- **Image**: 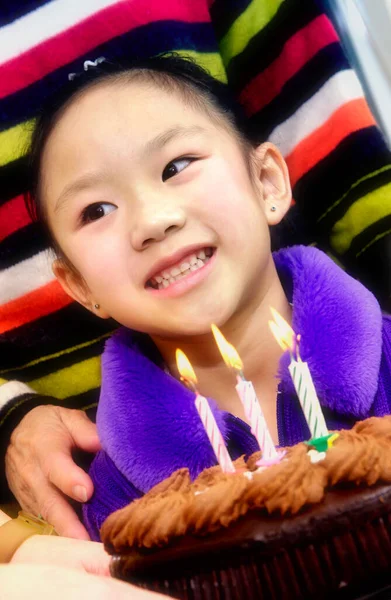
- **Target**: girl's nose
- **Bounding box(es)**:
[131,206,186,250]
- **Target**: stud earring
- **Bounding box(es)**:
[270,205,277,212]
[94,303,100,310]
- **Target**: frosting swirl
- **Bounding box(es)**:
[102,416,391,552]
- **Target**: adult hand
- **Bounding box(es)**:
[0,564,169,600]
[5,405,101,539]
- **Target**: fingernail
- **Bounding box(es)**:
[73,485,88,502]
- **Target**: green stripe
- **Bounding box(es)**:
[331,181,391,254]
[220,0,285,63]
[29,356,101,399]
[174,50,227,82]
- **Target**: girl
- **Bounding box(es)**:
[26,55,391,540]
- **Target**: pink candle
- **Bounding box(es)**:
[211,325,283,465]
[235,377,279,461]
[194,392,235,473]
[176,349,235,474]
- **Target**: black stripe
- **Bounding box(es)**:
[0,21,218,132]
[209,0,253,41]
[0,221,47,268]
[67,389,100,415]
[318,167,391,232]
[0,304,115,369]
[0,389,99,421]
[247,43,349,141]
[293,127,391,227]
[0,0,53,26]
[226,0,321,93]
[0,156,30,205]
[6,337,107,381]
[348,228,391,313]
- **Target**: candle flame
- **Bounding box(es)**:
[176,348,198,386]
[211,324,243,372]
[268,307,295,352]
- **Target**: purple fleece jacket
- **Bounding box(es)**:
[83,246,391,540]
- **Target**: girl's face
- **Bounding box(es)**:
[42,81,290,337]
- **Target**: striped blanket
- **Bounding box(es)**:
[1,0,391,498]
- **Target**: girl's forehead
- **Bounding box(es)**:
[59,80,211,133]
[44,80,225,167]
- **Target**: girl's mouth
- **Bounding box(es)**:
[146,247,215,290]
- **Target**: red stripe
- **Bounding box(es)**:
[0,280,73,334]
[239,15,338,116]
[286,98,375,187]
[0,195,32,242]
[0,0,210,99]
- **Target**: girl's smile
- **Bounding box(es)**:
[146,246,216,297]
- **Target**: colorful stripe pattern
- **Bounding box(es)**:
[1,0,391,497]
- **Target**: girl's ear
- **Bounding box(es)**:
[252,142,292,225]
[52,259,110,318]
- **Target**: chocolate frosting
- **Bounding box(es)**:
[101,416,391,553]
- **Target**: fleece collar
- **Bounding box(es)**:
[96,246,382,493]
[274,246,382,417]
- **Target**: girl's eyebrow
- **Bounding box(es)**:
[54,125,205,214]
[54,172,108,215]
[142,124,205,156]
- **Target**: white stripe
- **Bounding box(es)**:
[0,0,121,65]
[0,381,36,411]
[0,250,56,304]
[268,70,365,157]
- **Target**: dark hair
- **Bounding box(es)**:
[25,53,257,259]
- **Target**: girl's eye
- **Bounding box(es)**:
[80,202,116,225]
[162,157,194,182]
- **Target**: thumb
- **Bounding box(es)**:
[61,409,102,453]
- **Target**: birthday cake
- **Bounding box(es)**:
[101,416,391,599]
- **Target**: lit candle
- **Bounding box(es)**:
[176,349,235,474]
[211,325,283,464]
[268,307,328,439]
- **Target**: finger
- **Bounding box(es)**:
[46,450,95,502]
[60,410,102,453]
[12,537,110,576]
[72,540,111,576]
[39,488,91,540]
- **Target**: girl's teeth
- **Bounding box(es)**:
[170,267,181,277]
[150,248,214,289]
